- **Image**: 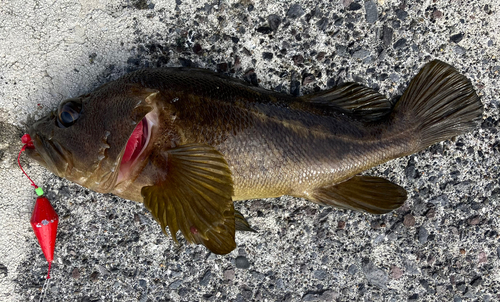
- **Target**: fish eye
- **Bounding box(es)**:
[56,99,82,128]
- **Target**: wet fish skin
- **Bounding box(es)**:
[27,60,482,254]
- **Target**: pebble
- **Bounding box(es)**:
[287,4,305,19]
[405,158,418,179]
[395,9,409,21]
[98,265,109,276]
[467,215,481,225]
[373,234,385,244]
[192,43,203,55]
[471,277,483,287]
[0,264,7,277]
[321,291,338,301]
[389,73,400,81]
[419,279,430,292]
[292,54,304,65]
[348,264,358,275]
[169,280,182,290]
[433,10,443,19]
[243,69,259,86]
[451,33,464,43]
[199,270,211,286]
[454,45,466,55]
[71,267,80,279]
[362,260,388,289]
[335,45,347,57]
[302,73,315,85]
[403,214,416,227]
[393,38,407,49]
[316,17,329,31]
[418,227,429,244]
[235,256,251,269]
[223,269,235,281]
[337,221,346,229]
[257,26,272,34]
[348,2,362,11]
[484,4,493,14]
[425,208,436,219]
[430,194,449,208]
[404,260,420,275]
[268,14,281,31]
[382,26,393,47]
[390,266,403,279]
[262,52,273,60]
[302,293,319,301]
[217,62,228,73]
[365,1,377,24]
[90,271,99,282]
[179,57,193,67]
[352,49,370,59]
[313,269,328,280]
[478,251,487,264]
[290,72,301,96]
[370,220,383,229]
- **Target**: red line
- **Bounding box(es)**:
[17,145,38,189]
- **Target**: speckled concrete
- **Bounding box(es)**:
[0,1,499,301]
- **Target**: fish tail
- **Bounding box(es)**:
[391,60,483,152]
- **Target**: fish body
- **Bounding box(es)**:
[27,60,482,254]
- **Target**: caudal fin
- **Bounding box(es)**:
[392,60,483,151]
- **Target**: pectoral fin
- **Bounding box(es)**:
[309,176,407,214]
[141,144,236,254]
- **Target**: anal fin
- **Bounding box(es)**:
[309,176,407,214]
[235,210,257,233]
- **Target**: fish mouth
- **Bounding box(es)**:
[26,133,71,177]
[116,113,155,184]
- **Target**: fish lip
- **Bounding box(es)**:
[27,132,71,177]
[24,144,45,166]
[116,114,154,184]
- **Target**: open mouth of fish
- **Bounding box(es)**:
[116,113,155,184]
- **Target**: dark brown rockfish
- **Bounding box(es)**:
[27,60,482,254]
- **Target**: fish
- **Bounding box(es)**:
[26,60,482,254]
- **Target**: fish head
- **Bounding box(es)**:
[26,82,159,193]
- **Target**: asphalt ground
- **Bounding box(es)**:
[0,1,499,301]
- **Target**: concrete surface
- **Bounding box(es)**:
[0,0,499,301]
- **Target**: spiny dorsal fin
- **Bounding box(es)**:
[302,83,393,122]
[141,144,236,255]
[309,175,406,214]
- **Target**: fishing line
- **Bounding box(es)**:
[18,134,59,301]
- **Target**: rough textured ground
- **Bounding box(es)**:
[1,0,499,301]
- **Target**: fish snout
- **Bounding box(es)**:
[27,132,71,178]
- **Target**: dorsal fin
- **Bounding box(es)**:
[302,83,393,122]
